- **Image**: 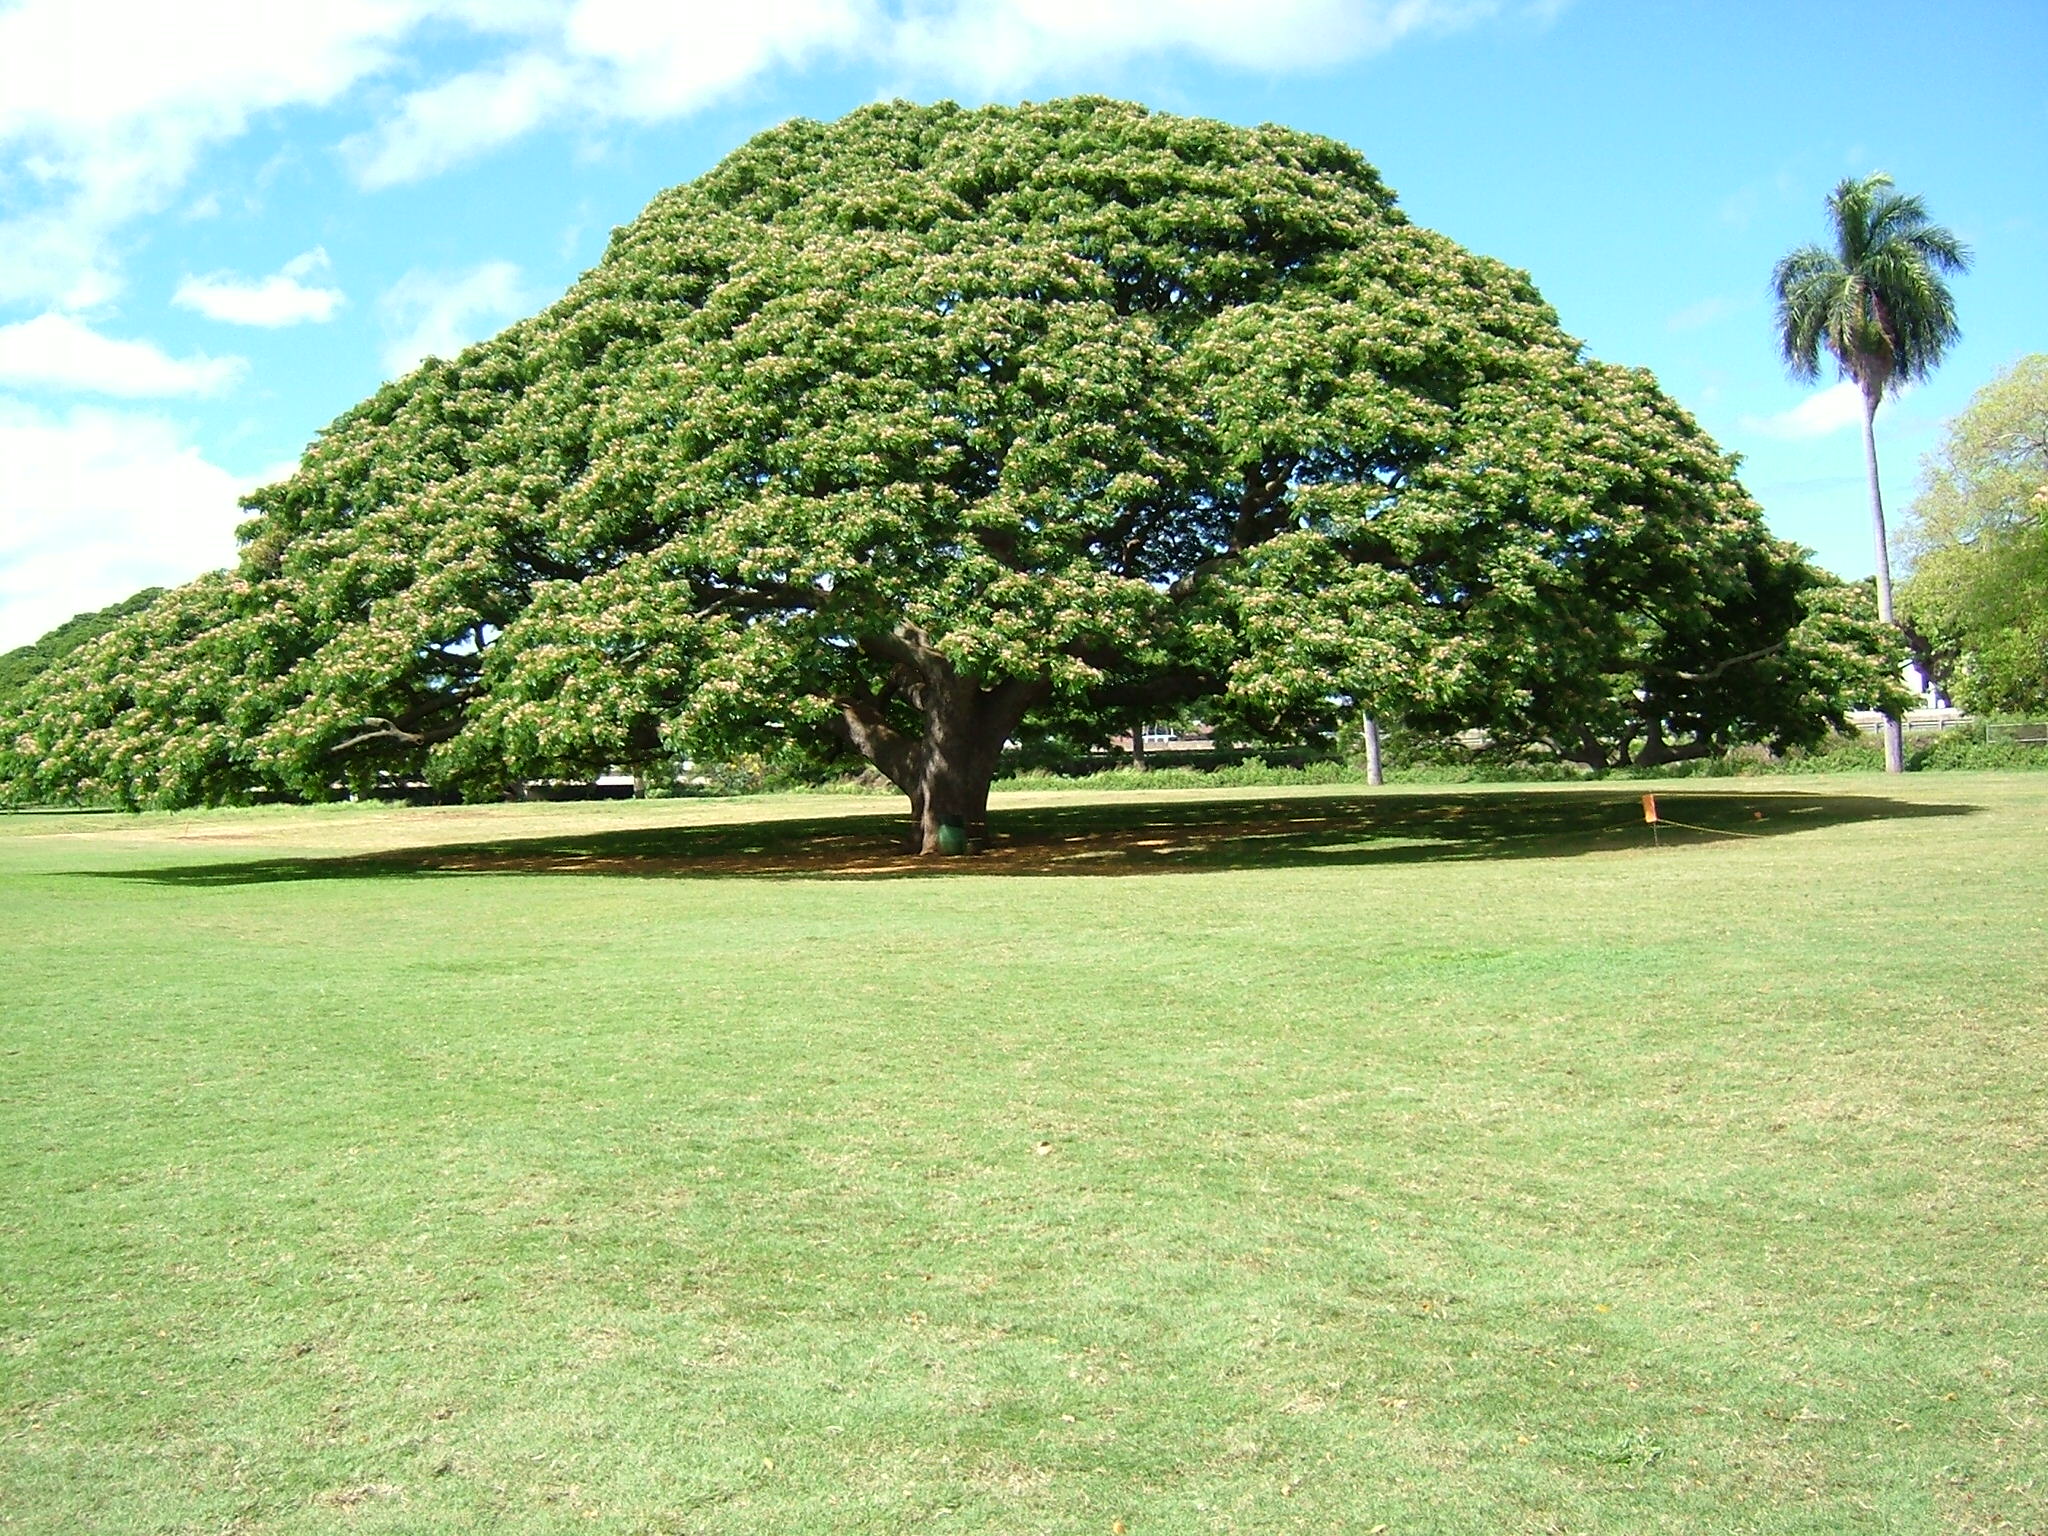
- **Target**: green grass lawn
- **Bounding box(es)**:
[2,776,2043,1534]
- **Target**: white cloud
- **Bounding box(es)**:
[885,0,1507,92]
[0,1,438,307]
[342,0,1555,187]
[379,261,530,375]
[174,247,346,326]
[0,400,285,650]
[0,0,566,309]
[0,314,244,397]
[570,0,871,116]
[0,0,1566,297]
[0,2,407,137]
[345,52,580,189]
[1743,381,1873,442]
[347,0,870,186]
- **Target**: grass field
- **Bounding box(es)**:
[2,775,2043,1534]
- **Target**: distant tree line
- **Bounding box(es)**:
[0,589,163,709]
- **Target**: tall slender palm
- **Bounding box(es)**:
[1773,173,1969,772]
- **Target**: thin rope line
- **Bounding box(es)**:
[1650,816,1766,839]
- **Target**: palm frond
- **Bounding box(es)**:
[1865,186,1930,249]
[1783,171,1970,397]
[1903,223,1971,273]
[1826,173,1893,266]
[1770,245,1845,382]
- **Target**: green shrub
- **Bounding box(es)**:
[1911,730,2048,771]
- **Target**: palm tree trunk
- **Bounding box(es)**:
[1860,386,1906,775]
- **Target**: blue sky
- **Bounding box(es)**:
[1,0,2041,650]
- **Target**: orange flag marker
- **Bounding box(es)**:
[1641,793,1660,824]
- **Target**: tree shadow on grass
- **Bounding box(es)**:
[94,787,1973,887]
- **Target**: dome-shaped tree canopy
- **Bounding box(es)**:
[6,98,1897,844]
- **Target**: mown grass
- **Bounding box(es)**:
[2,776,2043,1533]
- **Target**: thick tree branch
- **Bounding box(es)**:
[331,717,463,753]
[969,524,1032,573]
[1670,642,1786,684]
[690,579,822,621]
[980,676,1051,743]
[1234,460,1294,541]
[855,629,925,669]
[832,694,921,791]
[1164,461,1302,599]
[1166,552,1240,601]
[1547,727,1614,771]
[1632,731,1717,768]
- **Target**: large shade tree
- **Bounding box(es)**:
[6,100,1897,846]
[1899,355,2048,712]
[1772,172,1970,772]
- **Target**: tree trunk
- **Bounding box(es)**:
[1129,721,1147,772]
[1362,715,1383,786]
[906,680,1040,852]
[835,642,1044,855]
[1547,728,1609,771]
[909,673,991,852]
[1632,716,1715,768]
[1861,384,1907,775]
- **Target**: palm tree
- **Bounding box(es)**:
[1773,173,1970,772]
